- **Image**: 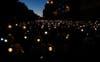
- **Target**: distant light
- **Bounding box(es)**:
[67,34,69,37]
[24,36,27,39]
[22,26,26,29]
[40,56,44,60]
[66,5,70,11]
[80,26,82,28]
[0,38,4,41]
[41,25,44,29]
[66,34,70,39]
[27,30,30,33]
[98,24,100,26]
[8,25,12,29]
[86,33,89,36]
[95,28,97,31]
[54,26,56,29]
[8,33,12,36]
[21,50,24,53]
[44,31,48,35]
[37,38,41,42]
[81,29,84,32]
[66,36,69,39]
[83,25,85,27]
[47,0,49,4]
[48,46,53,52]
[8,48,13,53]
[51,1,53,4]
[4,39,8,42]
[15,24,18,26]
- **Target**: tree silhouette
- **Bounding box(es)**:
[0,0,40,35]
[0,0,39,25]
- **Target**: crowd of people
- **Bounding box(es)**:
[0,20,99,62]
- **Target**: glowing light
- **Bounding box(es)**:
[40,56,44,60]
[8,25,12,29]
[51,1,53,4]
[83,25,85,27]
[66,5,70,11]
[27,30,30,33]
[4,39,8,42]
[47,1,49,4]
[80,26,82,28]
[81,29,84,32]
[48,46,53,51]
[94,27,97,31]
[0,38,4,41]
[8,48,13,53]
[44,31,48,35]
[54,26,56,29]
[24,36,27,39]
[41,25,44,29]
[37,38,41,42]
[66,34,70,39]
[22,26,26,29]
[15,24,18,26]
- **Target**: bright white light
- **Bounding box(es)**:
[81,29,84,32]
[8,25,12,29]
[37,38,41,42]
[24,36,27,39]
[8,48,13,53]
[48,46,53,51]
[0,38,4,41]
[22,26,26,29]
[4,39,8,42]
[44,31,48,35]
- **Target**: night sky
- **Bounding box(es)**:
[19,0,46,17]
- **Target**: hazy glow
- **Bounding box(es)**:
[22,26,26,29]
[15,24,18,26]
[0,38,4,41]
[37,38,41,42]
[8,48,13,53]
[4,39,8,42]
[48,46,53,51]
[8,25,12,29]
[44,31,48,35]
[24,36,27,39]
[81,29,84,32]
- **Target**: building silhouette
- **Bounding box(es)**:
[43,0,79,20]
